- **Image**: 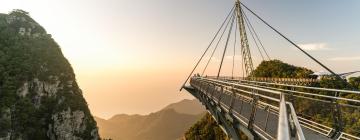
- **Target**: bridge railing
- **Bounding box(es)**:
[191,76,307,140]
[199,76,360,139]
[190,76,360,139]
[213,76,360,96]
[205,76,319,85]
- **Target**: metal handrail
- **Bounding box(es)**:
[213,76,360,95]
[192,77,307,140]
[204,77,360,108]
[199,77,360,106]
[190,77,360,140]
[203,78,283,95]
[278,93,290,140]
[208,76,319,83]
[236,81,360,104]
[239,79,360,95]
[278,94,306,140]
[287,102,306,140]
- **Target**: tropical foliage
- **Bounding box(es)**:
[250,60,315,78]
[252,60,360,136]
[185,113,229,140]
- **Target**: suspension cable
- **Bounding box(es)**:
[243,9,265,60]
[239,2,347,86]
[180,6,235,91]
[217,12,236,78]
[242,8,271,60]
[201,10,236,76]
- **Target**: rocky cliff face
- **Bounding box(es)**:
[0,10,99,140]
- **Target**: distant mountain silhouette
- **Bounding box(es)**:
[96,99,205,140]
[163,99,205,115]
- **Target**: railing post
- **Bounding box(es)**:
[290,87,295,105]
[209,84,216,99]
[229,86,236,112]
[248,89,258,131]
[248,80,261,136]
[210,84,216,99]
[218,86,224,105]
[205,83,211,96]
[330,91,343,138]
[195,81,205,104]
[264,106,270,132]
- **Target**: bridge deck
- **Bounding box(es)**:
[185,76,360,140]
[192,84,331,140]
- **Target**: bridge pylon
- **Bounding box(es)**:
[235,0,253,77]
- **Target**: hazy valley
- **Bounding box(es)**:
[95,99,205,140]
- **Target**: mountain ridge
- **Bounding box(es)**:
[163,99,205,115]
[95,99,205,140]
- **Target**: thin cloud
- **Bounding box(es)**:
[298,43,329,51]
[329,56,360,61]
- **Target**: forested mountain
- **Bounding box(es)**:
[0,10,99,139]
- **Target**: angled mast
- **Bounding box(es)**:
[235,0,254,77]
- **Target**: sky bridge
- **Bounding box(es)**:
[180,0,360,139]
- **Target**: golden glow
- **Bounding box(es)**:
[0,0,197,119]
[3,0,358,119]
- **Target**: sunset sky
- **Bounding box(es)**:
[1,0,360,119]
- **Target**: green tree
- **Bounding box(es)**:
[185,113,229,140]
[250,60,314,78]
[349,76,360,90]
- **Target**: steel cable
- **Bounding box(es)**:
[180,6,235,90]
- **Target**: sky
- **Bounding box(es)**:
[1,0,360,119]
